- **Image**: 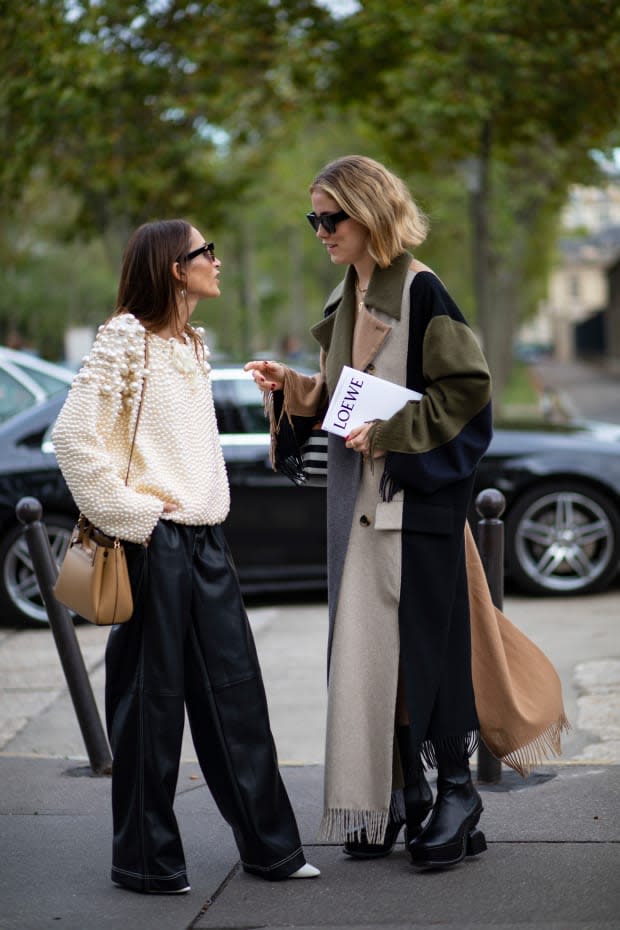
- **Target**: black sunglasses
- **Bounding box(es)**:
[306,210,349,234]
[183,242,215,262]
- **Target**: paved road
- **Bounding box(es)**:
[533,358,620,425]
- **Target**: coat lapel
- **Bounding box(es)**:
[310,268,357,396]
[352,309,392,372]
[311,252,413,393]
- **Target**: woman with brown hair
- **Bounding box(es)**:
[246,156,567,871]
[53,219,319,893]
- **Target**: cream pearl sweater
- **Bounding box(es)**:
[52,313,230,543]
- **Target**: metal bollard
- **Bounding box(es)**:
[475,488,506,784]
[16,497,112,775]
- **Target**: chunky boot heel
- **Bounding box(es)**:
[408,743,485,870]
[466,827,487,857]
[343,817,403,859]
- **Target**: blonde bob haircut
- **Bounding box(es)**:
[310,155,429,269]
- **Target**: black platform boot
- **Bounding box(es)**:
[408,743,487,869]
[343,727,432,859]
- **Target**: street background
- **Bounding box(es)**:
[1,358,619,929]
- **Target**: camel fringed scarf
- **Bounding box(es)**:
[465,524,570,775]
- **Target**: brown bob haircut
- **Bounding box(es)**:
[114,219,202,354]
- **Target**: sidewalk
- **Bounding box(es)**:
[1,595,619,930]
[1,754,618,930]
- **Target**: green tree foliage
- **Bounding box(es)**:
[1,0,337,353]
[1,1,75,200]
[0,177,117,357]
[325,0,620,397]
[3,0,620,377]
[2,1,334,230]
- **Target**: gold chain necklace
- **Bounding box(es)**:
[355,281,368,313]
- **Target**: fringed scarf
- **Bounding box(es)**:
[465,524,570,774]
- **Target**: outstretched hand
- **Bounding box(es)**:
[244,360,286,393]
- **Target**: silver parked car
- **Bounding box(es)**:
[0,347,74,425]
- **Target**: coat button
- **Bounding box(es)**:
[366,363,375,373]
[359,514,371,527]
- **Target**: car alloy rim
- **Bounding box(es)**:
[4,525,72,624]
[514,490,613,592]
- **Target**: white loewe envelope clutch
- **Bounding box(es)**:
[322,366,422,436]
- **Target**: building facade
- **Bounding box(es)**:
[520,181,620,363]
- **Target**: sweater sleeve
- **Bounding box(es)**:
[371,275,493,495]
[51,315,164,542]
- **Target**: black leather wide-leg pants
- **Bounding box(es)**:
[105,521,305,893]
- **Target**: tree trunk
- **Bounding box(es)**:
[469,122,492,355]
[487,265,522,411]
[286,227,305,355]
[238,219,259,358]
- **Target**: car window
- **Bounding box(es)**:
[12,362,71,396]
[0,369,36,424]
[231,378,270,433]
[211,377,269,435]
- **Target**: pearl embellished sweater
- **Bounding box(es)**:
[52,313,230,543]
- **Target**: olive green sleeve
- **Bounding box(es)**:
[370,315,491,456]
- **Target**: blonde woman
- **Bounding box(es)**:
[246,155,494,869]
[247,156,568,872]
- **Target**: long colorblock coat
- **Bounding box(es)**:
[272,253,567,841]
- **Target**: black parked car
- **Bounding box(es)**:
[1,369,619,626]
[0,370,326,627]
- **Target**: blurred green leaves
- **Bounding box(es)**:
[2,0,620,370]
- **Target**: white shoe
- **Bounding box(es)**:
[290,863,320,878]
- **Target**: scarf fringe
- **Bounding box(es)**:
[318,807,391,845]
[263,388,282,473]
[264,374,323,487]
[274,451,308,486]
[419,719,571,777]
[499,714,571,777]
[420,730,480,770]
[379,468,402,502]
[264,383,306,486]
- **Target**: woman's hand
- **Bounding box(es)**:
[345,423,385,459]
[243,360,286,393]
[162,502,179,513]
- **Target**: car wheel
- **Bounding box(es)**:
[505,481,620,595]
[0,514,76,627]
